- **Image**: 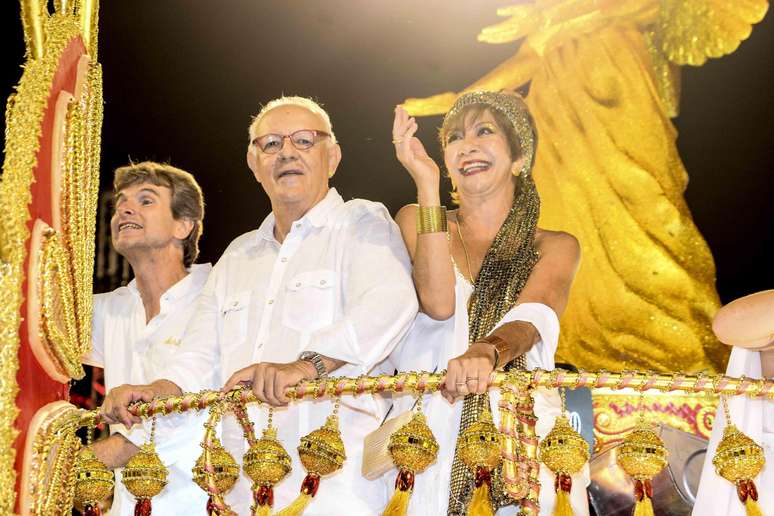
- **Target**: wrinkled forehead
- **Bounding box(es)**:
[253,105,328,138]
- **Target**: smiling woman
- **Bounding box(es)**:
[388,91,585,515]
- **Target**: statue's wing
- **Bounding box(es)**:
[657,0,769,66]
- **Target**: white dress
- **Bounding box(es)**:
[387,268,590,515]
[692,347,773,515]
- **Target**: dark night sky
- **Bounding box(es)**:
[2,2,772,304]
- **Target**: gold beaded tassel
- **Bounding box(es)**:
[275,398,346,516]
[242,407,292,516]
[712,396,766,516]
[615,392,668,516]
[192,402,239,515]
[538,388,589,516]
[121,416,169,516]
[456,403,502,516]
[382,395,439,516]
[73,422,114,515]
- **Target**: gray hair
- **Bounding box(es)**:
[248,96,337,147]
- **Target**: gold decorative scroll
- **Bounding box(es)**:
[1,4,102,511]
[18,401,83,514]
[81,369,773,515]
[403,0,769,374]
[592,390,718,452]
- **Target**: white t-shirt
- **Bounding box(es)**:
[85,263,212,515]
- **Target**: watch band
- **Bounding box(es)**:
[299,351,328,379]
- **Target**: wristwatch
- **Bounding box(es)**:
[298,351,328,379]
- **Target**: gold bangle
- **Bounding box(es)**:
[479,335,511,370]
[416,205,447,234]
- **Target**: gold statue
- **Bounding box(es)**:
[404,0,769,373]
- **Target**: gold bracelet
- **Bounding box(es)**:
[416,205,447,234]
[478,335,511,370]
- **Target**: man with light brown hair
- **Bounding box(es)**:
[83,161,211,514]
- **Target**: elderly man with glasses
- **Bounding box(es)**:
[101,96,418,514]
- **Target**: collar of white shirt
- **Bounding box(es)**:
[124,262,212,306]
[254,187,344,244]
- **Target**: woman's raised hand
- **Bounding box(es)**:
[392,105,440,189]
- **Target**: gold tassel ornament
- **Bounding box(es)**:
[73,447,114,516]
[121,416,169,516]
[382,397,439,516]
[74,421,114,516]
[243,408,292,516]
[615,415,667,516]
[192,402,240,515]
[455,405,502,516]
[712,397,766,516]
[538,388,589,516]
[276,400,346,516]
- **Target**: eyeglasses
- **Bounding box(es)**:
[251,129,331,154]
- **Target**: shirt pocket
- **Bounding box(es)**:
[282,269,336,334]
[221,291,250,348]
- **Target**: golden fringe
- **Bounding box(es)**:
[745,497,764,516]
[254,504,272,516]
[467,483,494,516]
[381,487,411,516]
[553,488,573,516]
[275,493,312,516]
[633,497,654,516]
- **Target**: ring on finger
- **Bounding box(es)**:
[392,138,403,144]
[466,377,479,383]
[455,381,467,386]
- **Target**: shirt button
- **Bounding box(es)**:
[281,257,287,263]
[295,282,302,287]
[267,299,274,305]
[320,280,326,285]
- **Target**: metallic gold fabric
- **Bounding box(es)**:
[446,91,540,514]
[404,0,769,374]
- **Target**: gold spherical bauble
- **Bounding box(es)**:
[192,437,240,494]
[121,443,168,499]
[712,424,765,484]
[298,415,346,476]
[616,421,668,480]
[456,407,502,471]
[73,448,114,505]
[388,412,439,474]
[539,415,589,475]
[243,427,292,486]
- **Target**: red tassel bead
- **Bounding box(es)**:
[474,466,492,488]
[395,469,415,492]
[554,473,572,493]
[748,480,759,502]
[737,479,758,503]
[254,485,274,507]
[301,474,320,497]
[634,479,653,502]
[84,504,101,516]
[134,498,152,516]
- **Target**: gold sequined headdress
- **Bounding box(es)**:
[443,90,541,515]
[441,90,536,178]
